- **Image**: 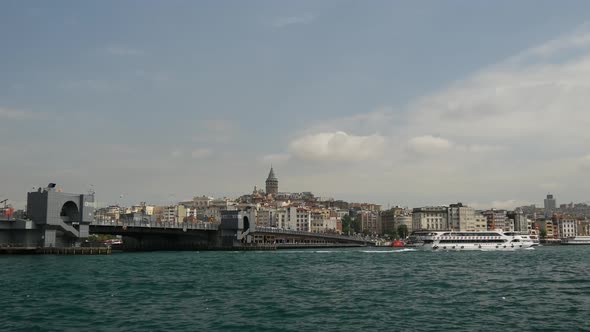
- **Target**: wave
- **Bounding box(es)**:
[361,248,417,253]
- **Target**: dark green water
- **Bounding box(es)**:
[1,246,589,332]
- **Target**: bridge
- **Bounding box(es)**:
[89,219,371,251]
[0,185,371,252]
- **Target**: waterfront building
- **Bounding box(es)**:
[448,203,476,231]
[474,213,488,231]
[535,219,555,238]
[412,206,448,231]
[310,214,339,233]
[256,208,273,227]
[275,208,288,229]
[295,207,311,232]
[380,207,404,236]
[483,209,508,231]
[158,204,187,222]
[412,204,477,232]
[577,219,590,236]
[283,206,310,231]
[396,215,413,233]
[265,167,279,196]
[553,215,577,239]
[507,209,528,232]
[357,210,380,235]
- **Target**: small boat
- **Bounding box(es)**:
[391,240,405,247]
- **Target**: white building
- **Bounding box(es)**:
[311,216,339,233]
[556,217,577,239]
[412,206,448,230]
[295,208,311,232]
[160,205,187,222]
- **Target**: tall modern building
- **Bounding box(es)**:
[265,167,278,196]
[544,194,556,211]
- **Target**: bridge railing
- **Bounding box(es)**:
[91,219,219,231]
[254,227,368,242]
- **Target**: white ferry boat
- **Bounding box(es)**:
[562,236,590,245]
[405,231,432,248]
[421,230,535,251]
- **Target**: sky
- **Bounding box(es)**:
[2,0,590,209]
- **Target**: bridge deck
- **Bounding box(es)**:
[90,221,369,244]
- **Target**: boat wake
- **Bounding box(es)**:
[361,248,417,253]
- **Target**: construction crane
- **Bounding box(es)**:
[0,199,7,209]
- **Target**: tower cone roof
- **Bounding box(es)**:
[266,167,277,181]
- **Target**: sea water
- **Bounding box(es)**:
[1,246,589,331]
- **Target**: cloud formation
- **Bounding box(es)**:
[289,131,385,162]
[407,136,452,155]
[268,24,590,207]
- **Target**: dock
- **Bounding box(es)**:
[0,246,112,255]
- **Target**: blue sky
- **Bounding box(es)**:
[2,1,590,208]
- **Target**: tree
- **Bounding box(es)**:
[539,228,547,239]
[341,215,352,235]
[351,217,362,234]
[397,224,409,239]
[388,229,398,240]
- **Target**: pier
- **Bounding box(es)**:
[0,245,111,255]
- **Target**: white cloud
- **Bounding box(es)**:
[289,131,385,161]
[272,14,316,28]
[509,22,590,61]
[269,24,590,206]
[407,136,453,155]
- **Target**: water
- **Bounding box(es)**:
[1,246,589,331]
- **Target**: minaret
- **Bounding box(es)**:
[265,167,278,196]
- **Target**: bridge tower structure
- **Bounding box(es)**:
[25,184,95,247]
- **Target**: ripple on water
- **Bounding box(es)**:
[1,247,590,331]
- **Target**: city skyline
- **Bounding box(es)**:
[2,1,590,208]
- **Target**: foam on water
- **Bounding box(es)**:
[361,248,417,253]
